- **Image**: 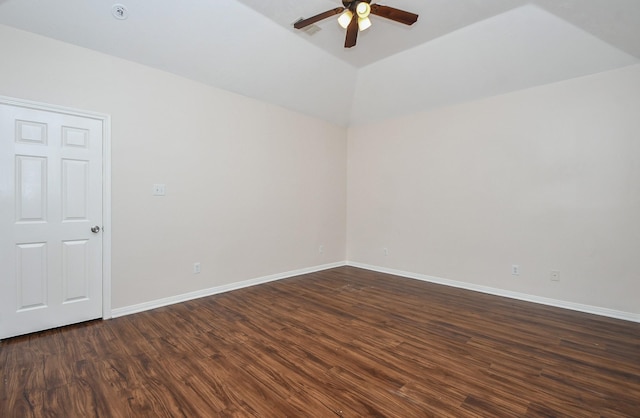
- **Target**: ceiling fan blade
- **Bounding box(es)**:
[370,4,418,26]
[294,7,345,29]
[344,13,358,48]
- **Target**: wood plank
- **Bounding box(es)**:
[1,266,638,417]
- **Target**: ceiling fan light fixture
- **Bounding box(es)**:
[358,16,372,31]
[356,2,371,19]
[295,1,418,48]
[338,10,353,29]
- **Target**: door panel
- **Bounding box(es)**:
[16,242,48,310]
[62,158,89,220]
[16,155,48,222]
[1,102,103,339]
[62,239,90,303]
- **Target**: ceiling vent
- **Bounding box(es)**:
[293,18,321,36]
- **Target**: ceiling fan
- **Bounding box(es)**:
[294,0,418,48]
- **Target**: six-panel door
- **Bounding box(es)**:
[0,103,103,339]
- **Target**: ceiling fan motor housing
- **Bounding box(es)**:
[343,0,371,10]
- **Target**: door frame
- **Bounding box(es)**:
[0,95,112,320]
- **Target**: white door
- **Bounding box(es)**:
[0,101,104,339]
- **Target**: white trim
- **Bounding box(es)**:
[111,261,346,318]
[0,95,113,321]
[347,261,640,323]
[0,96,108,121]
[101,114,112,319]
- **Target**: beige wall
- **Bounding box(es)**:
[0,25,347,309]
[348,64,640,315]
[2,23,638,317]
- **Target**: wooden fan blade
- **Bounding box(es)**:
[370,4,418,25]
[344,13,358,48]
[294,7,344,29]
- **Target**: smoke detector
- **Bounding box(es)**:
[111,4,129,20]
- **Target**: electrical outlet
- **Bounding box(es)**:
[512,264,520,275]
[551,270,560,281]
[383,248,389,256]
[319,245,324,254]
[193,262,201,274]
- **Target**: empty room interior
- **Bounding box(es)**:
[0,0,639,416]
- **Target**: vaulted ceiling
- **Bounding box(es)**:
[0,0,638,126]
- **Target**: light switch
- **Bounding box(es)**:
[153,184,166,196]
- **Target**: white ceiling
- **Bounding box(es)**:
[239,0,640,68]
[0,0,638,126]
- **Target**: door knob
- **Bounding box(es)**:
[91,225,101,233]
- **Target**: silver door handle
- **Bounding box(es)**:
[91,225,101,233]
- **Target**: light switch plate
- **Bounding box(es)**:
[153,184,166,196]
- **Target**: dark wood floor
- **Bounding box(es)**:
[1,266,639,417]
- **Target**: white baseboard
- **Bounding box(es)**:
[111,261,346,318]
[111,260,638,324]
[346,261,640,323]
